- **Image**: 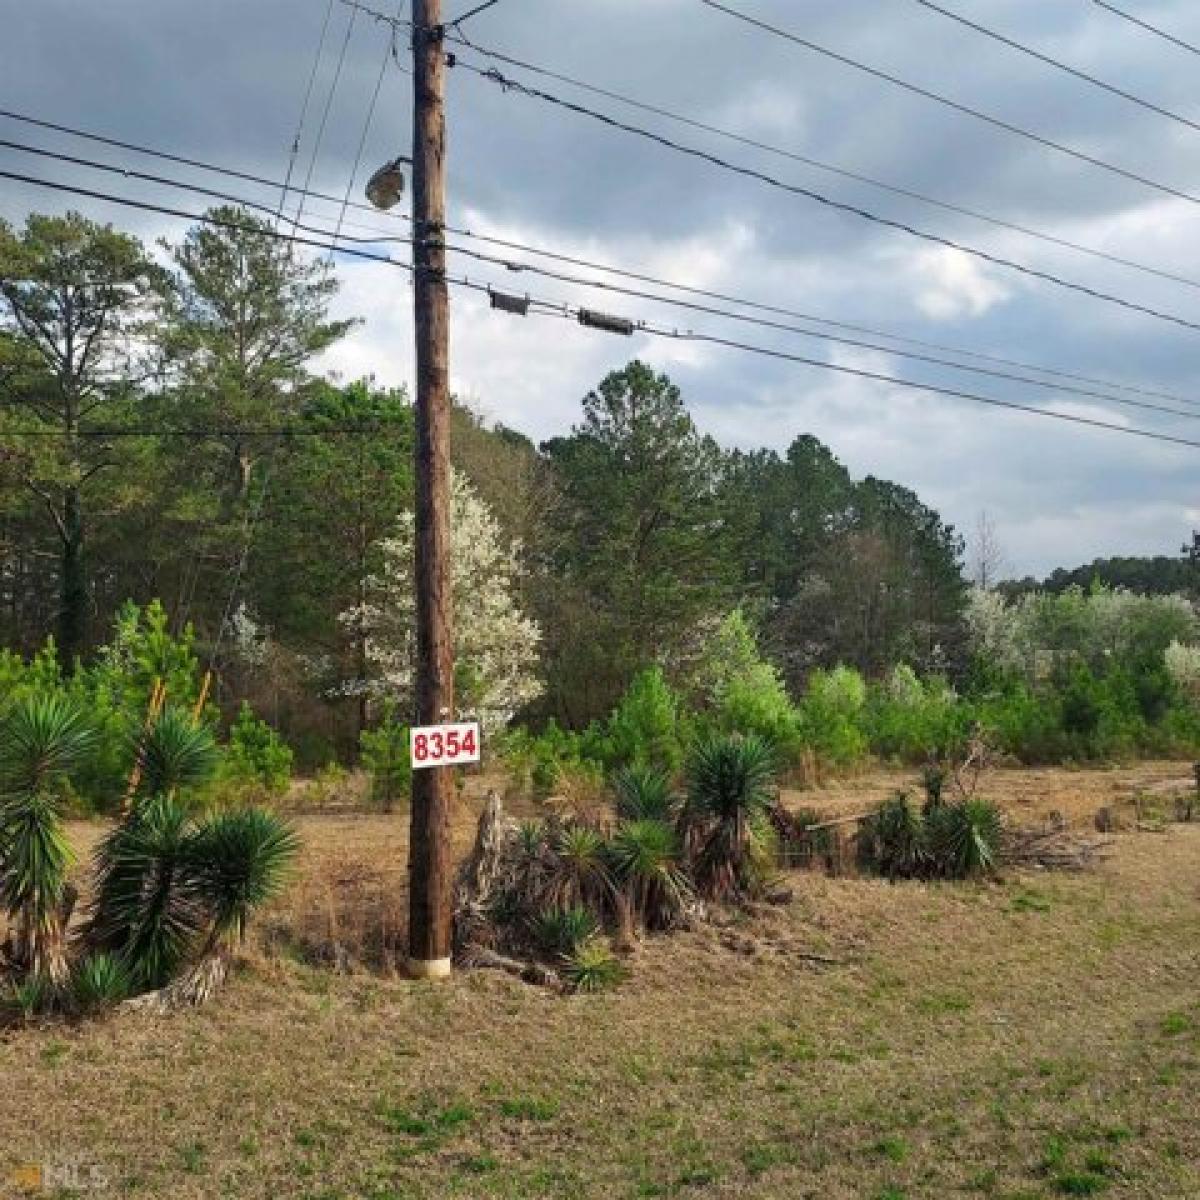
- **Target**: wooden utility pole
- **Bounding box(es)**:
[408,0,454,980]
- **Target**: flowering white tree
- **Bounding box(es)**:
[340,470,543,733]
[1165,639,1200,702]
[966,584,1198,684]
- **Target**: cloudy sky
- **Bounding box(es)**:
[5,0,1200,575]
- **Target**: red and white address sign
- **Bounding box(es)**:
[410,721,481,769]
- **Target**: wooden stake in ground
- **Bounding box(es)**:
[407,0,455,981]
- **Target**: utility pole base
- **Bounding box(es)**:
[405,956,453,981]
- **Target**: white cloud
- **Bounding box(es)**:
[908,247,1014,321]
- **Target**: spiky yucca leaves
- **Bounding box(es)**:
[154,809,299,1006]
[925,799,1002,879]
[681,735,777,901]
[609,818,693,931]
[0,693,96,797]
[0,695,95,987]
[531,904,598,957]
[188,809,299,947]
[4,973,50,1020]
[135,706,219,799]
[562,937,626,994]
[0,792,74,988]
[859,792,926,880]
[612,766,674,822]
[71,952,131,1013]
[86,795,205,989]
[543,821,615,915]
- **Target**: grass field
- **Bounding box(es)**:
[3,764,1199,1199]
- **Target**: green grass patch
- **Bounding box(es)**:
[498,1095,559,1121]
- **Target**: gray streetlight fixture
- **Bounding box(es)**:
[365,158,408,210]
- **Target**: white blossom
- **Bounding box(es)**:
[340,470,543,733]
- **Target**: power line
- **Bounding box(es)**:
[330,4,405,254]
[450,0,500,27]
[11,98,1200,359]
[291,3,359,233]
[452,56,1200,335]
[436,236,1200,422]
[2,164,1197,454]
[639,321,1200,450]
[436,221,1200,410]
[9,134,1200,422]
[914,0,1200,135]
[695,0,1200,209]
[278,0,338,221]
[0,137,360,238]
[1093,1,1200,57]
[3,121,1199,412]
[342,0,1200,293]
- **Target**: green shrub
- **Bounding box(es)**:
[865,667,969,763]
[531,904,598,957]
[502,721,604,798]
[715,664,804,763]
[612,765,674,821]
[0,694,95,986]
[609,818,692,930]
[545,822,613,913]
[858,792,1002,881]
[71,953,131,1013]
[562,937,626,993]
[223,703,293,795]
[682,734,777,900]
[925,799,1002,879]
[4,973,51,1019]
[858,792,925,880]
[603,667,686,774]
[360,715,411,812]
[798,666,868,767]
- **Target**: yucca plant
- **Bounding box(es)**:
[4,972,50,1021]
[86,794,205,989]
[925,799,1002,879]
[543,821,614,915]
[0,694,95,987]
[612,765,674,822]
[609,818,693,930]
[174,808,299,1003]
[859,792,926,880]
[531,904,598,957]
[135,706,220,799]
[681,735,777,901]
[561,937,625,994]
[71,952,131,1014]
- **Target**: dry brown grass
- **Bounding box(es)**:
[2,764,1199,1198]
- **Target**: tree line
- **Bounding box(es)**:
[0,205,1008,762]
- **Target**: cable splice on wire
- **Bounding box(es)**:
[9,93,1200,331]
[450,57,1200,335]
[3,166,1199,453]
[4,130,1200,415]
[10,132,1198,422]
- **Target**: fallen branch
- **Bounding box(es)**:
[459,943,558,988]
[793,951,846,966]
